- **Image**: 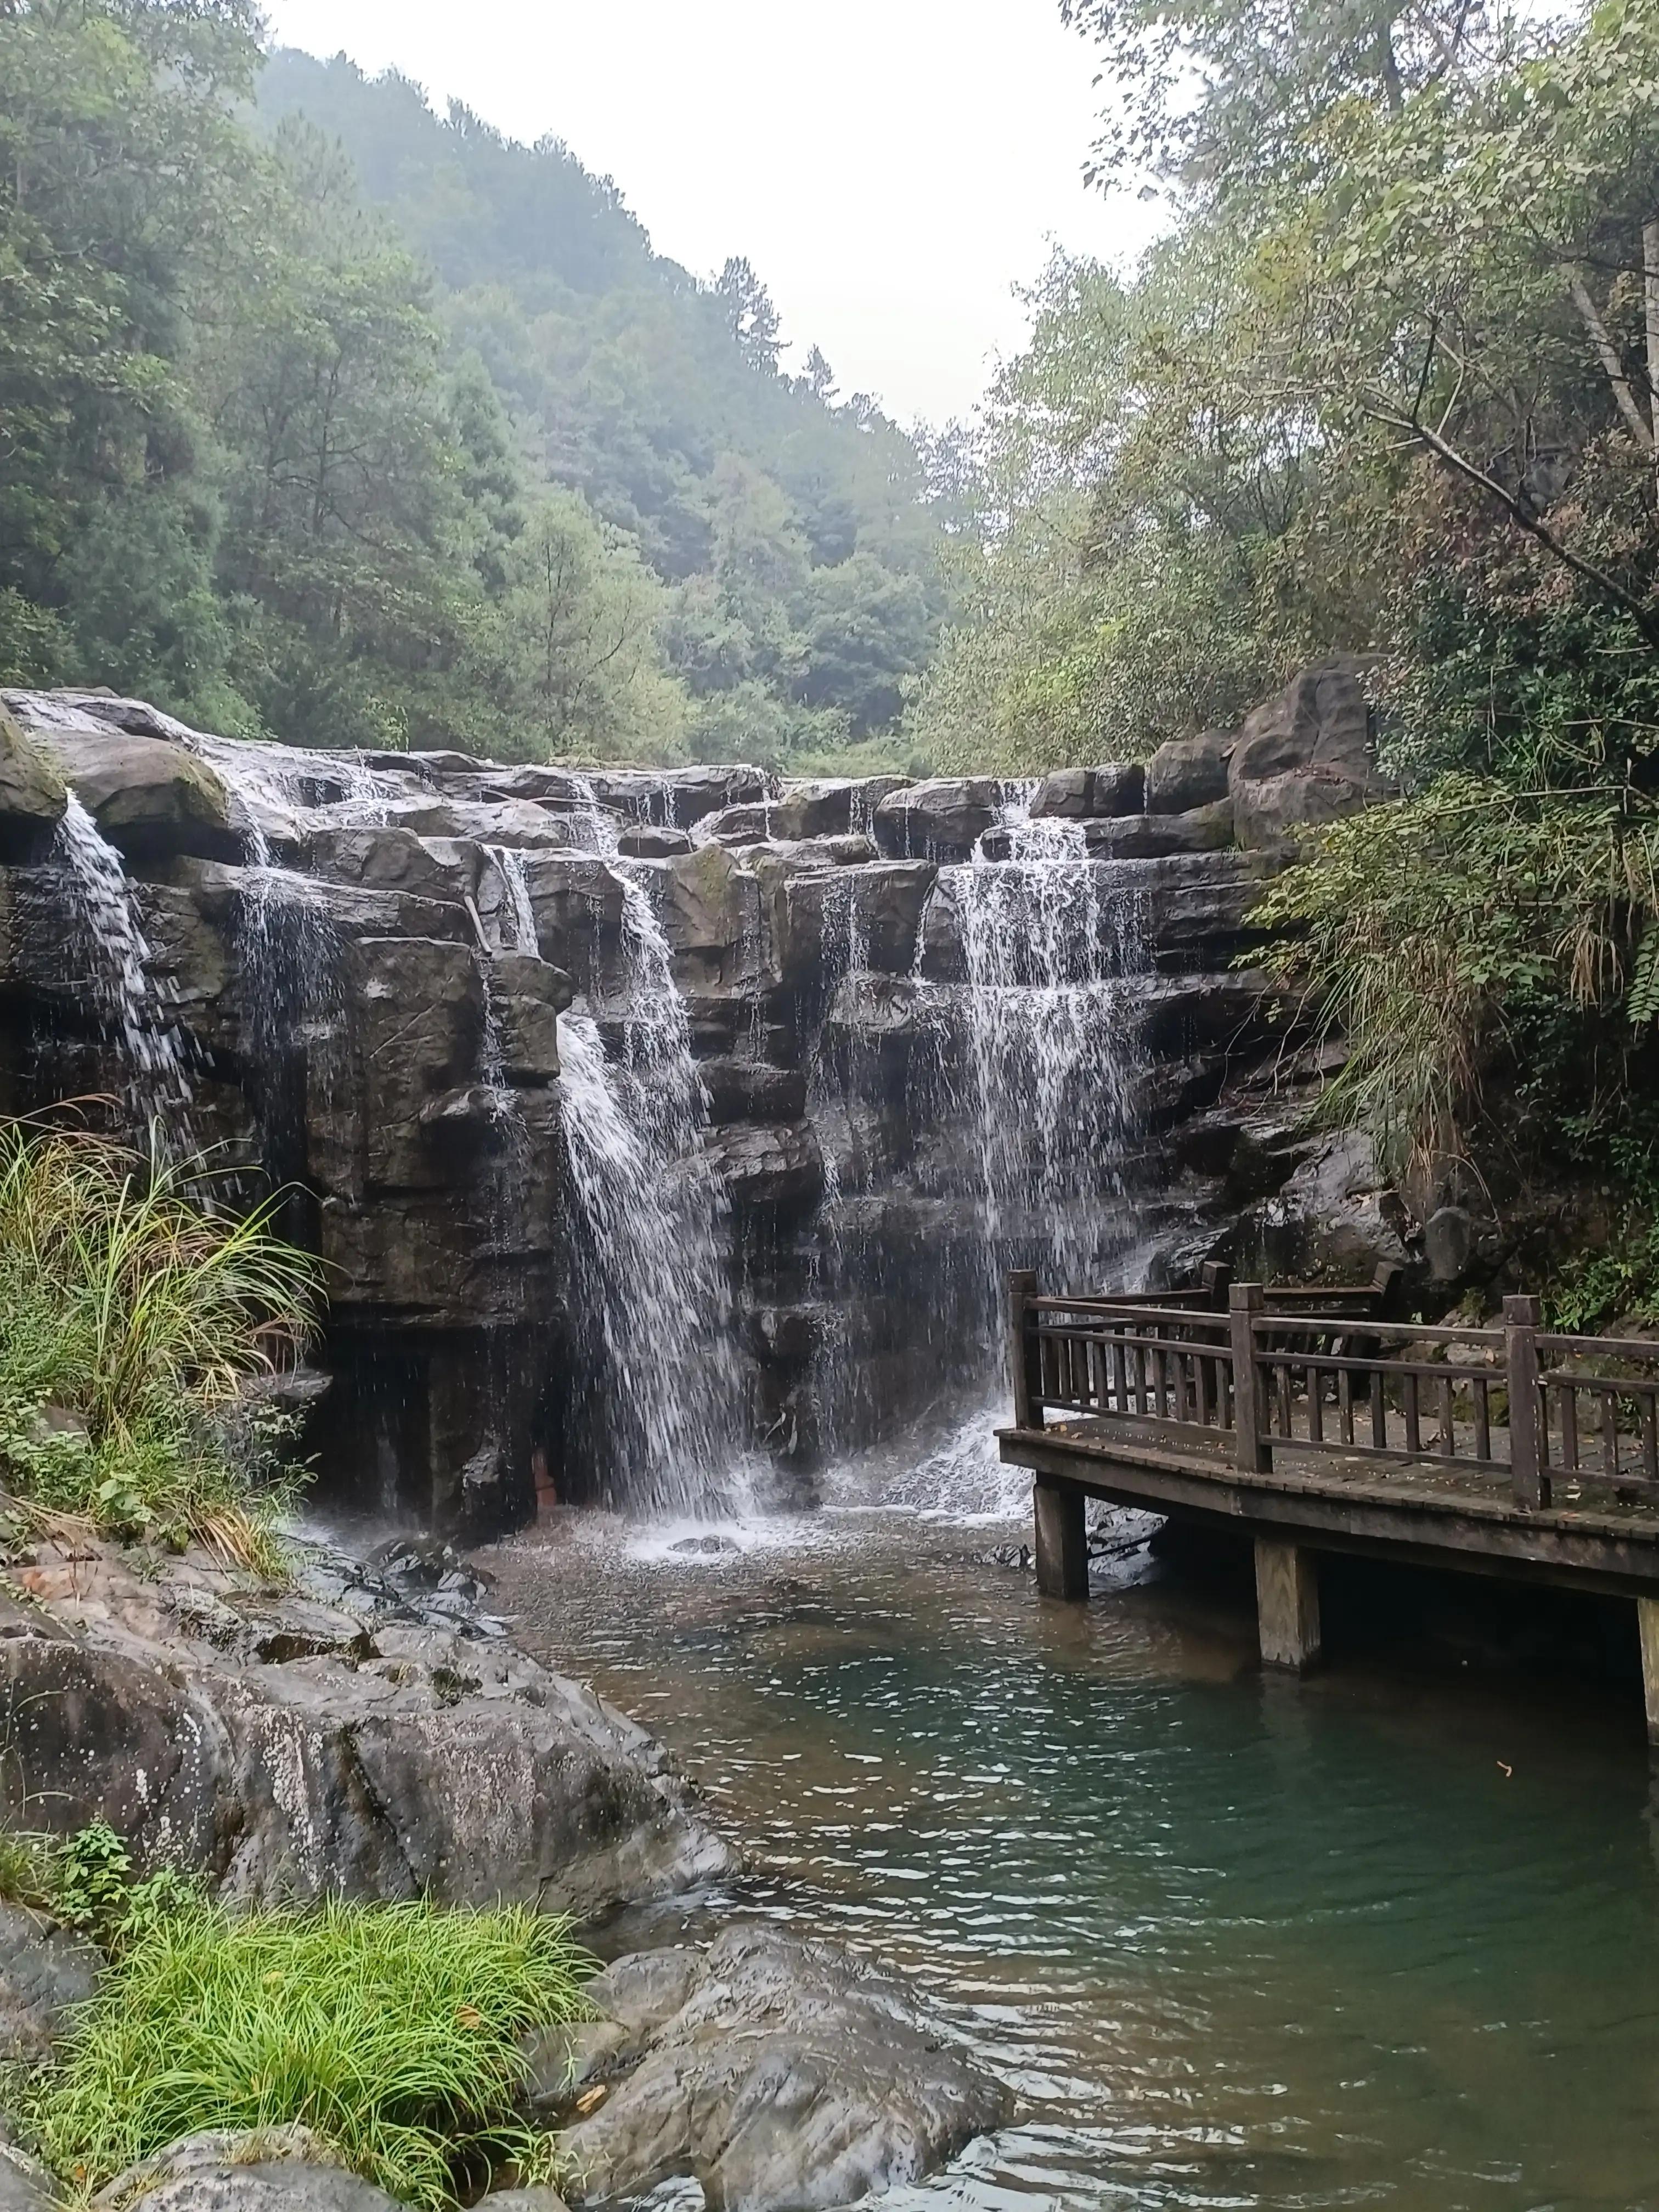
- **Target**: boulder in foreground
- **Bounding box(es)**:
[550,1926,1012,2211]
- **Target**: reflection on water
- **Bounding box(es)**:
[482,1481,1659,2212]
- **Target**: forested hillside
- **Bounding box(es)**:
[0,5,946,765]
[907,0,1659,1322]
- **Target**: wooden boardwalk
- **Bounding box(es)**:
[995,1268,1659,1725]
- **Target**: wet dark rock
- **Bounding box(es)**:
[369,797,580,851]
[871,778,1000,861]
[979,1541,1034,1571]
[1145,729,1237,814]
[702,1121,824,1215]
[699,1058,809,1125]
[775,776,909,838]
[92,2130,399,2212]
[1425,1203,1475,1283]
[582,766,768,830]
[984,802,1235,861]
[0,2145,51,2211]
[490,952,576,1082]
[556,1926,1011,2212]
[300,825,468,904]
[518,851,628,970]
[659,846,764,993]
[745,1304,830,1364]
[618,825,693,858]
[756,854,934,983]
[0,707,66,860]
[10,698,240,863]
[1031,762,1145,819]
[1238,1129,1411,1280]
[684,803,775,849]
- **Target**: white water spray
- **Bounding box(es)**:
[951,787,1144,1288]
[53,793,198,1146]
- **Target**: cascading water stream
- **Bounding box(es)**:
[52,792,199,1149]
[806,782,1152,1505]
[951,787,1145,1294]
[556,1009,746,1517]
[534,785,748,1515]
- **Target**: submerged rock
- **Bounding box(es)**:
[554,1927,1010,2211]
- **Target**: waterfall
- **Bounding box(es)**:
[490,844,539,955]
[951,791,1145,1292]
[558,1008,745,1516]
[806,784,1150,1476]
[521,800,747,1514]
[52,793,198,1149]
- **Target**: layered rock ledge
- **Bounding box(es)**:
[0,664,1400,1529]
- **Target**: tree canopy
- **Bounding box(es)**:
[0,8,950,765]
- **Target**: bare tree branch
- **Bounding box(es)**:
[1365,397,1659,648]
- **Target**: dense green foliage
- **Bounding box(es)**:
[0,1123,318,1562]
[911,0,1659,776]
[19,1871,588,2205]
[902,0,1659,1313]
[0,6,946,765]
[1254,781,1659,1172]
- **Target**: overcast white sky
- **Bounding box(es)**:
[259,0,1162,427]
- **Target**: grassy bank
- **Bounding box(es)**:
[0,1121,320,1569]
[5,1828,589,2207]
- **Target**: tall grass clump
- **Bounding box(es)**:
[24,1895,590,2206]
[1251,779,1659,1174]
[0,1120,320,1564]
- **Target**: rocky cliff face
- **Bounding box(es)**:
[0,664,1399,1531]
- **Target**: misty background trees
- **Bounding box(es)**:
[1,9,946,765]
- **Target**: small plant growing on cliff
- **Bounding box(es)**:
[22,1894,590,2207]
[0,1120,320,1568]
[0,1821,200,1950]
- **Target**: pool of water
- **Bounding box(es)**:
[479,1445,1659,2212]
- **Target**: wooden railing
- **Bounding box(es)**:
[1008,1270,1659,1511]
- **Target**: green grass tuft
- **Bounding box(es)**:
[0,1119,320,1565]
[23,1893,591,2207]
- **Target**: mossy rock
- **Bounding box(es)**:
[0,707,68,859]
[27,723,239,862]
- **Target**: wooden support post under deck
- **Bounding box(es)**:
[1639,1597,1659,1745]
[1255,1537,1322,1671]
[1034,1480,1089,1601]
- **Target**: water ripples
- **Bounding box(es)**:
[488,1511,1659,2211]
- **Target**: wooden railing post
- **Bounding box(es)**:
[1202,1260,1233,1310]
[1505,1293,1547,1507]
[1230,1282,1267,1471]
[1009,1268,1043,1432]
